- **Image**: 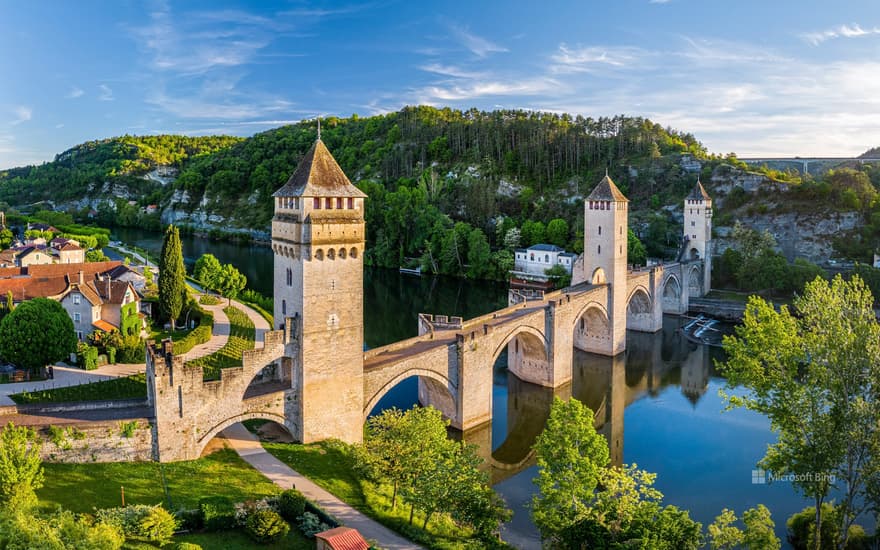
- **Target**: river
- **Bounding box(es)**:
[113,226,812,548]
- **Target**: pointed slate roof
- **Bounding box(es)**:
[587,175,628,202]
[687,180,711,201]
[273,139,367,198]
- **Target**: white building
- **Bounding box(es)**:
[513,244,576,279]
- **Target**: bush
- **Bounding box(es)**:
[786,504,868,550]
[174,543,203,550]
[199,496,235,532]
[95,504,177,542]
[198,294,221,306]
[116,335,145,364]
[77,343,99,370]
[245,508,290,543]
[106,346,116,364]
[277,489,306,521]
[298,511,330,538]
[174,508,203,531]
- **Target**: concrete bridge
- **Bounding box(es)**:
[740,156,880,175]
[146,139,713,461]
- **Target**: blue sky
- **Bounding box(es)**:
[1,0,879,168]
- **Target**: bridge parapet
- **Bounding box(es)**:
[508,288,544,305]
[417,313,463,337]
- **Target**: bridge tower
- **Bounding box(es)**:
[683,180,712,295]
[581,174,628,355]
[272,136,368,444]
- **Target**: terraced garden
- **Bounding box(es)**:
[185,306,255,380]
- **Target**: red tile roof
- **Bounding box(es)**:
[92,319,117,332]
[315,527,370,550]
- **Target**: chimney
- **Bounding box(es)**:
[106,275,111,299]
[78,270,84,285]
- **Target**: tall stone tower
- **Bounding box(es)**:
[272,136,367,444]
[683,180,712,294]
[582,174,629,355]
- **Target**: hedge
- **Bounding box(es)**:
[199,496,235,532]
[173,310,214,355]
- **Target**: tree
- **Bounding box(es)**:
[532,397,609,538]
[709,506,780,550]
[466,228,491,279]
[521,220,546,246]
[216,263,247,305]
[0,423,44,509]
[719,275,880,550]
[86,249,110,262]
[709,509,743,550]
[0,228,12,249]
[545,264,571,289]
[193,253,223,293]
[503,227,521,250]
[158,224,186,327]
[546,218,569,247]
[628,229,647,266]
[0,298,76,373]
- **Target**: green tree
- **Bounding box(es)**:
[546,218,569,247]
[0,228,12,249]
[503,227,521,249]
[532,397,609,538]
[521,220,546,246]
[86,249,110,262]
[466,228,491,279]
[0,423,44,509]
[709,506,780,550]
[628,229,647,266]
[0,298,76,373]
[545,264,571,289]
[720,275,880,550]
[193,253,223,293]
[216,263,247,305]
[158,224,186,327]
[709,509,743,550]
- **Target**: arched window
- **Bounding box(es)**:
[315,249,324,261]
[282,300,286,316]
[545,254,549,262]
[598,226,602,235]
[328,248,335,260]
[286,268,292,286]
[350,247,358,258]
[339,248,347,259]
[598,245,601,254]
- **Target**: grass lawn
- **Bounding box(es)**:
[10,373,147,404]
[120,529,315,549]
[186,306,254,380]
[38,448,281,512]
[262,440,482,550]
[198,293,222,306]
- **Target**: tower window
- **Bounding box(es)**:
[282,300,286,316]
[619,226,622,235]
[339,248,347,259]
[350,247,357,258]
[325,197,332,209]
[598,245,601,254]
[336,197,343,209]
[286,268,292,286]
[314,197,321,209]
[598,226,602,235]
[691,221,696,227]
[315,249,324,261]
[348,198,354,209]
[328,248,335,260]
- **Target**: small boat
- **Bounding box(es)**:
[399,266,422,276]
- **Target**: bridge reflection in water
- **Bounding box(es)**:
[453,315,711,485]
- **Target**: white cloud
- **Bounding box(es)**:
[649,0,671,3]
[66,87,84,99]
[415,77,561,103]
[550,44,642,73]
[9,106,32,125]
[419,63,487,79]
[98,84,114,101]
[802,23,880,45]
[450,25,508,58]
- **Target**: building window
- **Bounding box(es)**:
[314,197,321,209]
[350,247,357,258]
[294,197,300,209]
[72,294,80,305]
[325,197,332,209]
[348,198,354,209]
[286,268,292,286]
[598,245,601,254]
[73,312,81,323]
[691,221,696,227]
[545,254,549,262]
[282,300,286,316]
[530,253,534,261]
[598,226,601,235]
[77,331,83,341]
[336,197,343,209]
[620,226,622,235]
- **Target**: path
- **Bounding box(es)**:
[221,423,423,550]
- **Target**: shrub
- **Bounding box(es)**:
[116,335,145,364]
[198,294,221,306]
[174,508,203,531]
[174,543,203,550]
[119,421,138,438]
[298,511,330,538]
[245,508,290,543]
[77,343,99,370]
[199,496,235,532]
[96,504,177,542]
[106,346,116,364]
[277,489,306,521]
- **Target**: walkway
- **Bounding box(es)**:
[221,423,423,550]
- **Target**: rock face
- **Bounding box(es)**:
[715,210,861,262]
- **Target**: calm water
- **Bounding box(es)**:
[114,227,812,548]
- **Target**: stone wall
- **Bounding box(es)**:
[36,419,153,463]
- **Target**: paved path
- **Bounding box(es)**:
[221,423,423,550]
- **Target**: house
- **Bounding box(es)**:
[511,244,577,290]
[1,237,85,267]
[103,263,147,293]
[145,204,158,214]
[314,527,370,550]
[0,261,142,341]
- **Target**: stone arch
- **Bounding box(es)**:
[327,248,335,260]
[492,325,551,386]
[591,267,607,285]
[573,301,611,353]
[363,368,457,424]
[339,247,347,259]
[315,248,324,261]
[195,412,291,455]
[690,247,700,260]
[626,286,654,332]
[350,247,358,259]
[662,274,682,311]
[688,264,702,296]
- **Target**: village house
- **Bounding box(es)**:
[511,244,577,290]
[0,237,85,267]
[0,261,143,341]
